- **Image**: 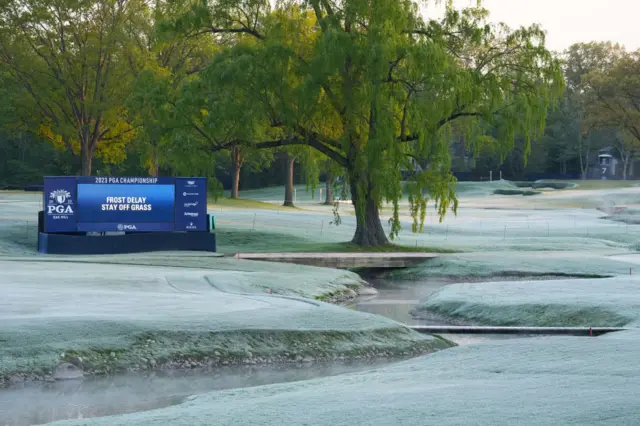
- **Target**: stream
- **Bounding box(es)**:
[0,276,515,425]
[0,360,404,426]
[348,276,521,346]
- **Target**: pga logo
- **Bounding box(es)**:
[47,189,74,215]
[117,224,138,231]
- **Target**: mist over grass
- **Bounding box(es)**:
[50,329,640,426]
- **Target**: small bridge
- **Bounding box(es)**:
[235,252,439,269]
[409,325,626,337]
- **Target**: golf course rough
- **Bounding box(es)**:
[47,329,640,426]
[0,260,454,386]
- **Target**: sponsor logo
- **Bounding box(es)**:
[184,201,199,208]
[187,180,195,185]
[117,224,137,231]
[183,192,199,196]
[184,212,199,217]
[47,189,74,215]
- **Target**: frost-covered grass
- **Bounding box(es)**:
[8,186,640,256]
[0,194,458,386]
[0,256,370,299]
[8,185,640,424]
[0,260,453,385]
[417,276,640,327]
[49,330,640,426]
[386,251,639,280]
[548,179,640,190]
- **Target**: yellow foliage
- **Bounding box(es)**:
[38,124,80,155]
[95,119,137,164]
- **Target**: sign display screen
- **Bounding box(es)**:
[43,176,207,233]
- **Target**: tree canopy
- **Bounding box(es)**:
[0,0,151,175]
[583,51,640,177]
[162,0,564,245]
[0,0,576,246]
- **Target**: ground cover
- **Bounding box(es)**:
[49,329,640,426]
[0,260,453,387]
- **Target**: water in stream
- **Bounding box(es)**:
[348,276,521,346]
[0,276,511,425]
[0,360,403,426]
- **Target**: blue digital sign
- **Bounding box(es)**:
[43,176,208,233]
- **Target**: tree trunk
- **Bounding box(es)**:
[231,146,242,199]
[81,143,92,176]
[283,155,295,207]
[324,171,333,205]
[150,150,159,177]
[349,178,389,247]
[622,156,629,180]
[578,154,586,180]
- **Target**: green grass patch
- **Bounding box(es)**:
[419,302,631,328]
[323,242,456,253]
[216,228,456,254]
[1,327,455,385]
[209,197,296,210]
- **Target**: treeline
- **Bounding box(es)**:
[477,42,640,181]
[0,0,636,245]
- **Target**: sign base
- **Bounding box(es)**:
[37,231,216,255]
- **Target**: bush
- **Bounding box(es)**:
[493,189,541,196]
[531,182,576,190]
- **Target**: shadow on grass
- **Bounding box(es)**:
[216,228,456,255]
[209,197,300,211]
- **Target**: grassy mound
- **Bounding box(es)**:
[383,252,637,281]
[455,180,518,196]
[1,326,452,387]
[417,276,640,327]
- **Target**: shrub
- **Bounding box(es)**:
[493,189,541,196]
[532,182,576,190]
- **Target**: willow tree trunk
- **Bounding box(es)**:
[231,146,242,199]
[283,155,295,207]
[324,172,333,205]
[349,178,389,246]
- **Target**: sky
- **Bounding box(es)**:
[425,0,640,53]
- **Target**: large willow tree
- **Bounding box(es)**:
[169,0,564,246]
